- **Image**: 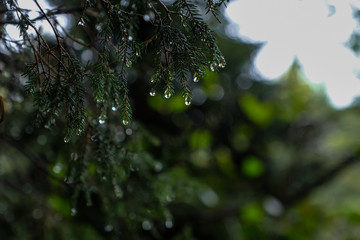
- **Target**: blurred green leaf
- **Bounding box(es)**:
[240,202,264,224]
[189,129,212,149]
[241,156,265,178]
[48,195,72,217]
[214,147,235,177]
[148,94,188,113]
[239,94,274,127]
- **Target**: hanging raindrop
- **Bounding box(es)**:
[64,137,70,143]
[218,57,226,68]
[193,75,199,82]
[112,106,117,111]
[210,64,215,71]
[185,98,191,106]
[122,120,129,125]
[149,91,156,96]
[76,128,83,136]
[164,89,172,99]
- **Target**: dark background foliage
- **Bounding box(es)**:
[1,0,360,239]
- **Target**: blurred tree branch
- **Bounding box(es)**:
[0,133,69,187]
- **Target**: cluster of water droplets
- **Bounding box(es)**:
[64,136,70,143]
[98,114,106,125]
[149,90,156,97]
[44,118,56,129]
[209,56,226,72]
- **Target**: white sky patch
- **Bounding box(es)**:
[226,0,360,108]
[5,0,69,41]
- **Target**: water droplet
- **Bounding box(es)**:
[185,98,191,106]
[165,220,173,229]
[70,152,78,161]
[78,19,85,26]
[169,41,173,45]
[99,114,106,124]
[76,128,83,136]
[149,91,156,96]
[135,51,139,56]
[90,135,97,142]
[112,106,117,111]
[64,137,70,143]
[210,64,215,71]
[218,57,226,68]
[143,14,150,22]
[164,89,172,99]
[150,76,156,83]
[128,35,133,41]
[71,208,77,216]
[122,120,129,125]
[96,97,103,103]
[193,76,199,82]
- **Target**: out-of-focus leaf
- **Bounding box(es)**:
[241,156,265,178]
[48,195,72,217]
[214,147,236,177]
[148,94,188,113]
[239,94,274,127]
[240,202,264,224]
[189,129,212,149]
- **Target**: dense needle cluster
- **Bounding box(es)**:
[1,0,227,141]
[0,0,227,225]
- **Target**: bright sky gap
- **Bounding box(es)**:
[226,0,360,108]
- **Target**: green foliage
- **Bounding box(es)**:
[3,1,360,240]
[5,0,228,140]
[241,156,264,178]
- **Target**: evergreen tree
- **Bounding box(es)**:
[0,0,229,239]
[2,1,360,239]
